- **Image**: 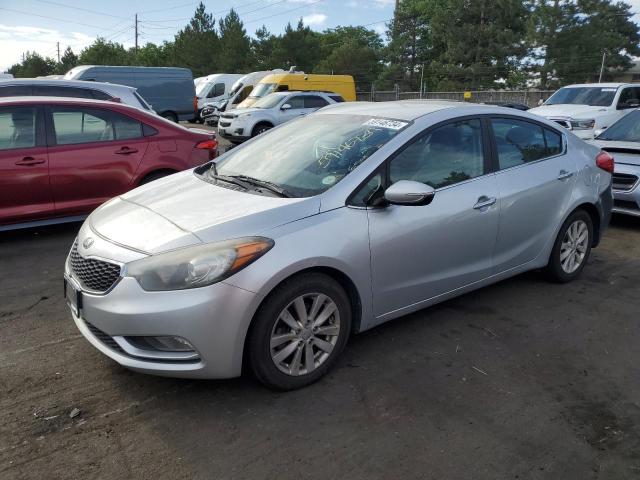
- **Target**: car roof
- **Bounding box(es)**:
[317,100,485,121]
[0,78,137,92]
[0,95,144,113]
[562,83,630,88]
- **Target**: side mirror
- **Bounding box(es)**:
[384,180,435,206]
[281,103,292,110]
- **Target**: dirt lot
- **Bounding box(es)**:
[2,210,640,480]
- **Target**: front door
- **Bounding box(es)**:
[46,106,148,216]
[0,106,53,225]
[367,118,500,317]
[489,117,576,273]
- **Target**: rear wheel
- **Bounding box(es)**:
[248,273,351,390]
[252,122,272,137]
[160,111,178,123]
[545,210,593,282]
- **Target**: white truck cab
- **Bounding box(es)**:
[529,83,640,140]
[195,73,243,112]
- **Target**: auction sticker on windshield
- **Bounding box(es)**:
[362,118,408,130]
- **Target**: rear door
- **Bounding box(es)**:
[301,95,329,113]
[0,105,53,224]
[489,116,575,273]
[46,105,149,216]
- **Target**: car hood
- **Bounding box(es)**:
[528,104,608,119]
[590,140,640,166]
[89,170,320,254]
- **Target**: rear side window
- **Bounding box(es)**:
[390,118,485,189]
[0,85,33,97]
[91,90,113,101]
[33,86,93,99]
[0,107,37,150]
[303,96,329,108]
[329,95,345,103]
[51,107,143,145]
[491,118,563,170]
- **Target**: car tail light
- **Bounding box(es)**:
[596,151,614,173]
[196,138,218,159]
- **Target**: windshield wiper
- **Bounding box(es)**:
[229,175,291,197]
[206,166,250,191]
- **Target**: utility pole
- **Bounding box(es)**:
[599,52,606,83]
[56,42,60,63]
[135,13,139,52]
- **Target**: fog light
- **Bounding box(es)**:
[234,128,244,135]
[130,336,195,352]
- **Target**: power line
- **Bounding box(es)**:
[0,7,126,31]
[29,0,129,20]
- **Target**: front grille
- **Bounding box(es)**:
[69,240,121,293]
[552,119,571,129]
[219,121,231,127]
[85,321,125,354]
[612,172,639,192]
[614,199,639,211]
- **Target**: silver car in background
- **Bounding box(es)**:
[591,109,640,217]
[64,101,613,390]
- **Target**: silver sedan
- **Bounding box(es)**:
[64,101,613,390]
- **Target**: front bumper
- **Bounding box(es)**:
[612,163,640,217]
[67,274,261,379]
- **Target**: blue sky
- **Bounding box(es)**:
[0,0,396,71]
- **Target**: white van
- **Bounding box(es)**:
[195,73,243,113]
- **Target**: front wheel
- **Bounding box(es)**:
[252,123,272,137]
[248,273,351,390]
[545,210,593,282]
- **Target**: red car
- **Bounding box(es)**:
[0,96,218,230]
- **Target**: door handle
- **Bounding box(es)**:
[115,147,138,155]
[15,156,45,166]
[557,170,574,180]
[473,196,497,210]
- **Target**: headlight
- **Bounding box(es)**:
[235,113,251,121]
[570,119,595,130]
[126,237,274,291]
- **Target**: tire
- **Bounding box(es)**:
[248,273,352,390]
[545,209,593,283]
[160,111,178,123]
[140,171,173,185]
[251,122,272,137]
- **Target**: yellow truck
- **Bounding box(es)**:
[238,72,356,108]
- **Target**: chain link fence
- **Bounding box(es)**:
[356,90,556,107]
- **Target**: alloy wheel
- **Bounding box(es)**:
[560,219,589,274]
[269,293,340,376]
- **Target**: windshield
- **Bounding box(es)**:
[253,94,283,109]
[207,114,408,197]
[545,87,618,107]
[195,81,211,97]
[597,110,640,141]
[249,83,277,99]
[229,81,243,97]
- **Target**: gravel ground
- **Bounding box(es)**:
[1,205,640,479]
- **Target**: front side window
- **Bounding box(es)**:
[617,87,640,108]
[0,107,37,150]
[52,107,142,145]
[209,83,225,98]
[285,96,304,109]
[389,119,485,189]
[491,118,562,169]
[207,114,408,197]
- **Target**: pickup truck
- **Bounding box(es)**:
[528,83,640,140]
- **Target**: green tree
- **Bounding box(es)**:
[217,9,251,72]
[134,42,171,67]
[530,0,640,87]
[170,2,219,76]
[55,46,78,75]
[8,52,56,77]
[270,19,322,72]
[250,25,279,70]
[78,38,130,65]
[315,26,383,90]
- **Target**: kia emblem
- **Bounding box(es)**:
[83,237,94,249]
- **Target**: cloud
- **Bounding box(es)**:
[302,13,328,26]
[0,24,98,72]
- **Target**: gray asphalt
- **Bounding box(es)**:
[1,208,640,479]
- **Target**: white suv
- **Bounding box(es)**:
[528,83,640,140]
[217,91,341,143]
